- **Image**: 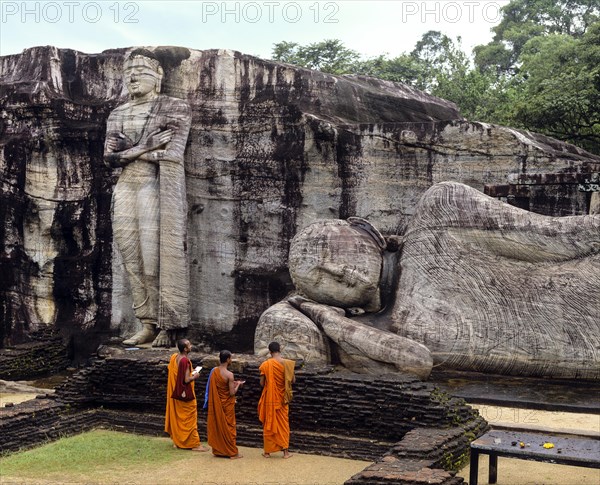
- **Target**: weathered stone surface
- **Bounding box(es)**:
[257,183,599,379]
[104,50,192,347]
[392,182,600,379]
[0,334,69,379]
[289,218,386,312]
[285,296,434,379]
[0,378,53,394]
[1,46,598,363]
[254,300,331,364]
[346,457,465,485]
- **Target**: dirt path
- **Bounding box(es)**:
[1,442,371,485]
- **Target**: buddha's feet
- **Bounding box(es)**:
[122,324,157,346]
[151,329,172,348]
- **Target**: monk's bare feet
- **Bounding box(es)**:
[151,329,171,348]
[191,445,209,452]
[123,323,157,346]
[262,453,271,458]
[230,454,243,459]
[283,449,292,459]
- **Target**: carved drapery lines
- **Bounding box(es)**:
[104,49,192,347]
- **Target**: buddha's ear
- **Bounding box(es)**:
[347,217,386,250]
[155,66,164,93]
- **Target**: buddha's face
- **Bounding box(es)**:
[123,56,161,98]
[289,221,384,312]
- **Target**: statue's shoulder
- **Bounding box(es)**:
[114,99,130,107]
[109,101,131,115]
[157,94,190,108]
[156,95,191,122]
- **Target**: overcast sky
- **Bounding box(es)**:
[1,1,509,59]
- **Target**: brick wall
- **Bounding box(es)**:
[0,338,69,380]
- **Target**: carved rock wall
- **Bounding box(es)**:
[1,46,598,356]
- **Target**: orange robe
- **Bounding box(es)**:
[258,358,294,453]
[206,368,238,457]
[164,353,201,449]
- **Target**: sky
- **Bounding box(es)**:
[1,0,510,60]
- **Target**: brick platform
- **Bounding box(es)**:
[0,349,489,484]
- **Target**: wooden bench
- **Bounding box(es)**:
[469,429,600,485]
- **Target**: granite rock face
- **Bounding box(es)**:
[1,46,598,360]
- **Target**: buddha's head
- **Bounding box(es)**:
[289,218,386,312]
[123,48,163,99]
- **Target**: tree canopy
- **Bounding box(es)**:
[270,0,600,154]
[474,0,599,74]
[511,23,600,150]
[271,39,359,74]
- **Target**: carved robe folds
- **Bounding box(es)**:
[106,95,192,331]
[255,182,600,380]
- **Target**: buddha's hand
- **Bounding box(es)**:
[105,131,133,153]
[145,128,173,150]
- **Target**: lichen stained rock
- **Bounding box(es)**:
[1,46,598,361]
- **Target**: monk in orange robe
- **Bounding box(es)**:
[206,350,244,459]
[164,339,208,451]
[258,341,295,458]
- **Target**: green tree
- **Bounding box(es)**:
[271,41,303,66]
[410,31,471,91]
[469,0,600,153]
[271,39,360,74]
[269,5,600,155]
[510,24,600,152]
[271,38,431,87]
[352,54,426,86]
[269,34,506,122]
[474,0,599,74]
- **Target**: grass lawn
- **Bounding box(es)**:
[0,429,185,483]
[0,429,371,485]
